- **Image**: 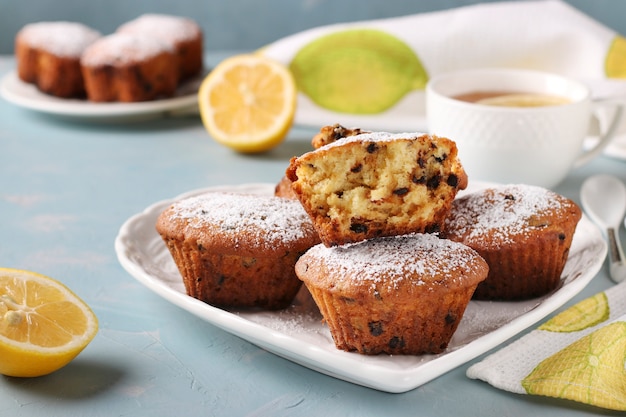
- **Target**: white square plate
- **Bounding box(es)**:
[114,182,606,393]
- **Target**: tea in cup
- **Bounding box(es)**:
[426,68,624,188]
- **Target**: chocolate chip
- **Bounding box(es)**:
[366,142,378,153]
[350,223,368,234]
[434,153,448,163]
[427,175,441,190]
[393,187,409,196]
[447,174,459,187]
[350,164,363,173]
[504,194,516,201]
[412,174,426,184]
[558,233,566,241]
[335,191,344,198]
[368,321,383,336]
[417,157,426,168]
[445,312,457,325]
[388,336,405,350]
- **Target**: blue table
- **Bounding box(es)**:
[0,53,624,417]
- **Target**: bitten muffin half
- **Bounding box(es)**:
[286,131,468,246]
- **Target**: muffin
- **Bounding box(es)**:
[295,233,489,355]
[443,184,582,300]
[80,33,178,102]
[15,21,101,98]
[274,175,298,199]
[156,192,321,310]
[117,13,203,82]
[286,131,468,246]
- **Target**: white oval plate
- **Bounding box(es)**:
[0,70,200,120]
[114,182,606,393]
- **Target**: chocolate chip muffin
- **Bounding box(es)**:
[443,184,582,300]
[286,131,468,246]
[295,233,489,355]
[156,192,320,310]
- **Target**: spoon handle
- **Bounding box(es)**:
[608,227,626,283]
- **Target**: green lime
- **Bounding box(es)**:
[289,29,428,114]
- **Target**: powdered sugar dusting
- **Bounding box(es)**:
[321,131,428,150]
[446,184,566,244]
[304,233,484,290]
[18,21,101,57]
[117,14,201,45]
[168,192,315,247]
[81,33,174,67]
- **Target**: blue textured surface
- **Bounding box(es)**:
[1,0,625,54]
[0,49,625,416]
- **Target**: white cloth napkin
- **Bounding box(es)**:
[260,0,626,132]
[467,281,626,411]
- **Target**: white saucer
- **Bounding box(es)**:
[0,70,200,121]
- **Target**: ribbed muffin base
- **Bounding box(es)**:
[470,231,575,300]
[163,238,304,310]
[304,284,479,355]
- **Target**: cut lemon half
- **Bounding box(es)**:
[198,54,297,153]
[0,268,98,377]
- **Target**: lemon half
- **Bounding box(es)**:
[198,54,297,153]
[0,268,98,377]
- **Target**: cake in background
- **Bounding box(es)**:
[80,33,178,102]
[15,21,101,98]
[117,14,203,82]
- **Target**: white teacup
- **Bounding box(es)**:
[426,68,624,188]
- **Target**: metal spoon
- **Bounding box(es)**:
[580,174,626,283]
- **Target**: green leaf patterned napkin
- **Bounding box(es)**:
[467,281,626,411]
[259,0,626,130]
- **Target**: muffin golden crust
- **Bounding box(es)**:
[310,123,369,149]
[443,184,582,300]
[15,21,101,98]
[295,233,488,355]
[286,132,467,246]
[80,33,178,102]
[156,192,320,310]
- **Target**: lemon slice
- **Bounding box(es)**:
[539,292,610,333]
[522,321,626,411]
[606,35,626,78]
[0,268,98,377]
[198,54,297,153]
